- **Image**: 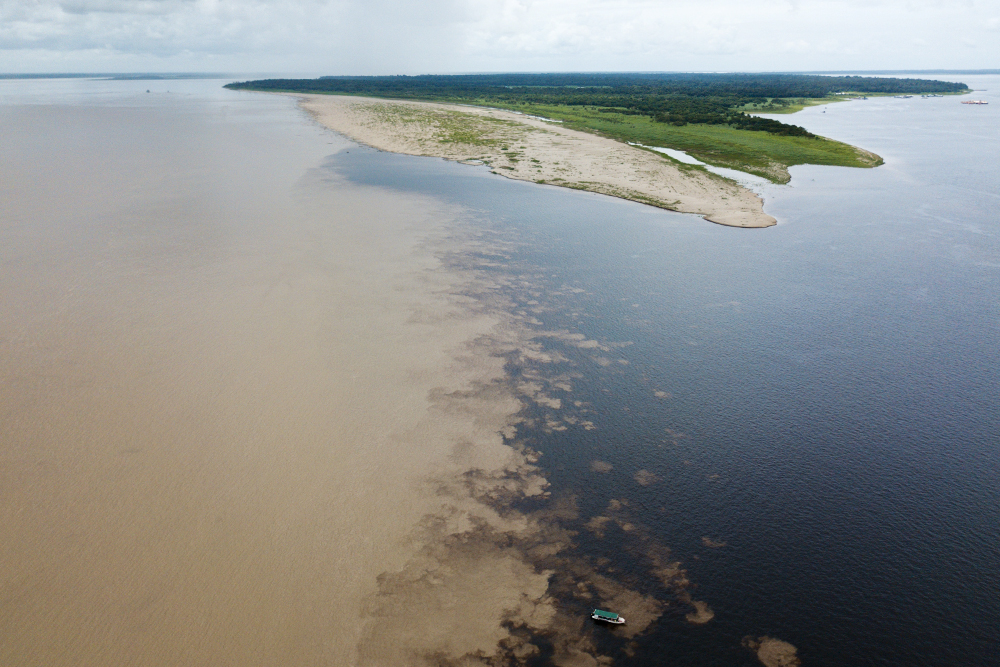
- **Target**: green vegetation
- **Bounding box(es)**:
[501,103,882,183]
[733,96,842,114]
[226,73,967,182]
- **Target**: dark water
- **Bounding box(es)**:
[334,78,1000,666]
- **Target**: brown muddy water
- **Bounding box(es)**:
[0,80,584,666]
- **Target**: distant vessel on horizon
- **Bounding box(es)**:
[961,100,989,104]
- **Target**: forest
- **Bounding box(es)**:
[225,73,968,138]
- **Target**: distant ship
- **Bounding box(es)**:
[591,609,626,624]
[961,100,989,105]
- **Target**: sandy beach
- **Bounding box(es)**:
[298,94,777,228]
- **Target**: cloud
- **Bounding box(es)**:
[0,0,997,73]
[1,0,338,57]
[58,0,193,15]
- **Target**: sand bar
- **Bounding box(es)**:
[298,94,777,228]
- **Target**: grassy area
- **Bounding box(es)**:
[735,96,844,114]
[740,89,970,115]
[475,102,881,183]
[361,101,532,151]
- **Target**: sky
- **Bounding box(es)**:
[1,0,998,74]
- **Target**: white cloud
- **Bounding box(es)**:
[57,1,193,16]
[0,0,997,73]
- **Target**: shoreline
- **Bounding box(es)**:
[294,94,777,228]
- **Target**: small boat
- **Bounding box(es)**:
[591,609,626,625]
[961,100,989,105]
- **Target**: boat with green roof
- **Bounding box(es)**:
[591,609,626,625]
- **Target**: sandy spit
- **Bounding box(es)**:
[297,94,777,228]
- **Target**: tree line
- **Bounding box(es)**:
[226,73,968,138]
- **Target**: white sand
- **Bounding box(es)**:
[298,95,777,228]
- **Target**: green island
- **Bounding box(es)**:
[226,73,968,183]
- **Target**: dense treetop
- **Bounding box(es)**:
[226,73,968,138]
[231,72,967,97]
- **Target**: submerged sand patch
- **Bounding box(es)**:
[634,469,661,486]
[702,536,728,548]
[590,460,614,473]
[744,636,802,667]
[685,600,716,625]
[297,94,777,228]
